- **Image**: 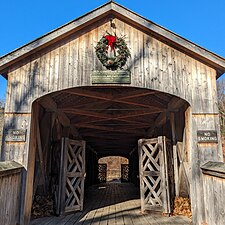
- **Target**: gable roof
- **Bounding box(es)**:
[0,1,225,78]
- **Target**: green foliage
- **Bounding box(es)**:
[0,107,4,147]
[95,34,131,70]
[0,99,5,110]
[217,79,225,135]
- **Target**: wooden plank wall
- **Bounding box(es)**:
[191,114,222,224]
[0,164,23,225]
[202,174,225,225]
[4,17,218,114]
[1,16,223,225]
[1,113,31,168]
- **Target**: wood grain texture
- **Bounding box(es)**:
[0,2,225,76]
[0,161,23,225]
[0,12,223,225]
[3,17,219,116]
[202,172,225,225]
[30,183,191,225]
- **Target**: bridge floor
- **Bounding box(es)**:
[31,182,191,225]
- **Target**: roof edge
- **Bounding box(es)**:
[110,2,225,77]
[0,1,225,77]
[0,2,114,74]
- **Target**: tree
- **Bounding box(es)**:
[0,99,5,109]
[217,78,225,135]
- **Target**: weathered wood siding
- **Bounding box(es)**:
[0,161,23,225]
[1,17,223,225]
[201,162,225,225]
[1,113,31,167]
[203,175,225,225]
[4,18,218,114]
[191,114,222,223]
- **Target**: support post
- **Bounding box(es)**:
[170,112,179,196]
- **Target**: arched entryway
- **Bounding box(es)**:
[29,86,191,223]
[98,156,129,183]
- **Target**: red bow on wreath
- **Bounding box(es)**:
[105,35,116,51]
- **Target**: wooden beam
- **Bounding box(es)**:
[171,112,179,197]
[147,112,167,137]
[64,89,163,110]
[39,96,79,137]
[168,97,185,110]
[116,109,164,120]
[116,89,157,100]
[71,116,149,126]
[86,145,98,158]
[86,135,137,141]
[89,142,135,147]
[58,100,111,110]
[75,122,149,130]
[38,96,57,111]
[146,97,185,137]
[64,108,110,119]
[66,108,165,120]
[64,89,112,101]
[36,114,46,194]
[57,111,70,126]
[82,132,141,138]
[72,123,146,135]
[22,103,38,225]
[33,112,52,197]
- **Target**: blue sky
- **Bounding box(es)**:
[0,0,225,100]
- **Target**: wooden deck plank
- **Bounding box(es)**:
[30,183,191,225]
[81,185,108,225]
[99,183,112,225]
[114,183,125,225]
[121,186,147,225]
[91,184,111,225]
[95,185,110,224]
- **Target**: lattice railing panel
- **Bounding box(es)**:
[121,164,129,182]
[140,141,163,209]
[139,137,173,214]
[64,139,85,213]
[65,177,81,207]
[98,164,107,183]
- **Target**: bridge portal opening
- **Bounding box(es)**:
[98,156,129,183]
[29,86,190,219]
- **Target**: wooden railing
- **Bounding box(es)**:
[0,161,23,225]
[201,161,225,225]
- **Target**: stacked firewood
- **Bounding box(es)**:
[31,195,54,218]
[173,196,192,218]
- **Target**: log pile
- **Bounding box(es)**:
[31,195,54,218]
[172,196,192,218]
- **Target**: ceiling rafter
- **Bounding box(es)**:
[63,88,163,110]
[65,108,165,120]
[37,87,186,156]
[74,123,150,130]
[114,89,157,100]
[147,97,186,137]
[70,115,151,126]
[37,95,80,137]
[82,131,140,137]
[72,123,146,135]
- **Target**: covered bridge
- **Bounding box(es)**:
[1,2,225,225]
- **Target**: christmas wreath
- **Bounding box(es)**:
[95,33,131,70]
